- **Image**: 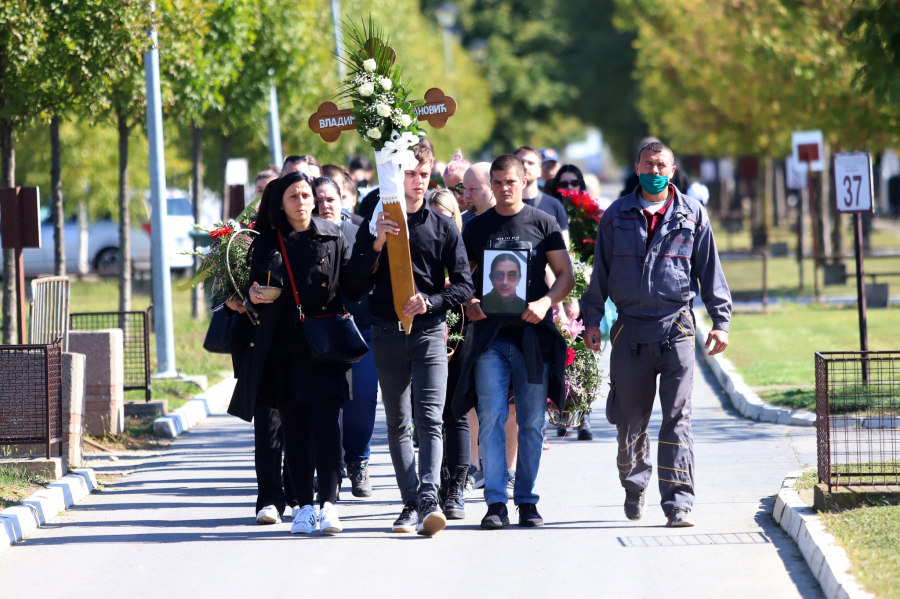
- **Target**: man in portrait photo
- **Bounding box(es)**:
[481,252,528,314]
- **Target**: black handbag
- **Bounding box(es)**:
[278,231,368,364]
[203,308,237,354]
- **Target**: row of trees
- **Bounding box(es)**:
[613,0,900,157]
[2,0,495,342]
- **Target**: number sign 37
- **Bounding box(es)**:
[832,151,874,214]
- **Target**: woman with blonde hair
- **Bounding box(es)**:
[428,188,463,231]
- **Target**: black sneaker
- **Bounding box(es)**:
[392,501,418,533]
[556,426,567,437]
[667,507,696,528]
[416,497,447,536]
[442,465,468,520]
[517,502,544,527]
[480,502,509,529]
[347,460,373,498]
[624,490,646,521]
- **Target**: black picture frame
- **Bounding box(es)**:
[479,241,532,316]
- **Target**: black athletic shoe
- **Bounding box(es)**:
[392,501,418,533]
[517,503,544,527]
[416,497,447,536]
[556,426,567,437]
[624,490,646,521]
[347,460,373,498]
[442,465,469,520]
[480,502,509,529]
[577,418,593,441]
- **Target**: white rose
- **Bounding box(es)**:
[359,81,375,97]
[379,77,392,90]
[367,128,382,139]
[362,58,376,72]
[376,103,392,117]
[399,114,412,127]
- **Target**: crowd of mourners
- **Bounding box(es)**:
[222,137,732,536]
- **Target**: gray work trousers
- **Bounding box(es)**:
[371,318,448,505]
[606,319,695,516]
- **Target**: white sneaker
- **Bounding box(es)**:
[319,502,342,535]
[256,505,281,525]
[290,504,317,534]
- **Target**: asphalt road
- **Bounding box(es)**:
[0,351,822,598]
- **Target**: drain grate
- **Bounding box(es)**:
[617,532,770,547]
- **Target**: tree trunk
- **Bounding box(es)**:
[191,122,204,319]
[219,134,231,220]
[1,117,16,343]
[773,160,786,228]
[117,113,132,312]
[50,116,65,276]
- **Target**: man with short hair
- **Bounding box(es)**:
[462,162,495,222]
[515,146,570,248]
[282,155,321,178]
[254,167,280,200]
[345,141,474,536]
[456,154,574,530]
[581,141,732,528]
[349,155,374,187]
[540,148,560,187]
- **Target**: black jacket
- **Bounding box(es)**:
[228,218,355,421]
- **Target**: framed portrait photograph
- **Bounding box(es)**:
[480,249,530,316]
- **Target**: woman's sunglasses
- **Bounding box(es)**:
[558,179,582,189]
[450,183,465,195]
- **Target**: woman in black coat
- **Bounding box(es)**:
[228,171,359,535]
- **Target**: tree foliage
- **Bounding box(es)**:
[614,0,900,156]
[844,0,900,103]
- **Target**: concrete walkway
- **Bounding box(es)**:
[0,353,822,598]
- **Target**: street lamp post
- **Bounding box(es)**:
[267,68,283,168]
[144,4,177,377]
[331,0,346,80]
[434,2,459,84]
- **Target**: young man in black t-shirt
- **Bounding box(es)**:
[462,154,574,529]
[514,146,570,249]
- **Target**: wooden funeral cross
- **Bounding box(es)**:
[309,61,457,333]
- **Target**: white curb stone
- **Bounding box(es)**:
[774,474,874,599]
[0,468,98,557]
[695,316,815,426]
[72,468,98,491]
[152,376,237,440]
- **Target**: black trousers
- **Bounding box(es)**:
[277,397,342,508]
[442,345,470,468]
[253,403,297,515]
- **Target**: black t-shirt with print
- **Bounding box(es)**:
[462,204,566,360]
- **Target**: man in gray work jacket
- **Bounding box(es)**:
[581,141,732,527]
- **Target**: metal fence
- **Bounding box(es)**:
[815,351,900,491]
[0,344,63,459]
[69,308,152,402]
[716,251,768,308]
[30,276,70,350]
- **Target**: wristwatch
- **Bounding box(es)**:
[423,297,434,314]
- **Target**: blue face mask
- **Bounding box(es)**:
[639,173,669,195]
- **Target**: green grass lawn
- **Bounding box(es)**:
[0,465,48,510]
[821,506,900,599]
[726,303,900,388]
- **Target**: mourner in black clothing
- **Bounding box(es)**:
[228,171,359,536]
[345,141,474,537]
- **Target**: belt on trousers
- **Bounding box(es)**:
[371,316,445,331]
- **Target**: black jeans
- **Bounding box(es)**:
[277,398,343,508]
[253,403,297,515]
[442,348,470,468]
[371,317,447,504]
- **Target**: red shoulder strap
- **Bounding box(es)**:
[277,231,302,312]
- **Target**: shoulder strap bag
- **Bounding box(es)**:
[203,307,237,354]
[278,230,368,364]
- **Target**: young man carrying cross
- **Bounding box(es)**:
[345,141,474,536]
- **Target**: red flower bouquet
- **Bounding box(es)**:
[558,188,605,262]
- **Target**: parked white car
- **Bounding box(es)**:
[0,194,196,277]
